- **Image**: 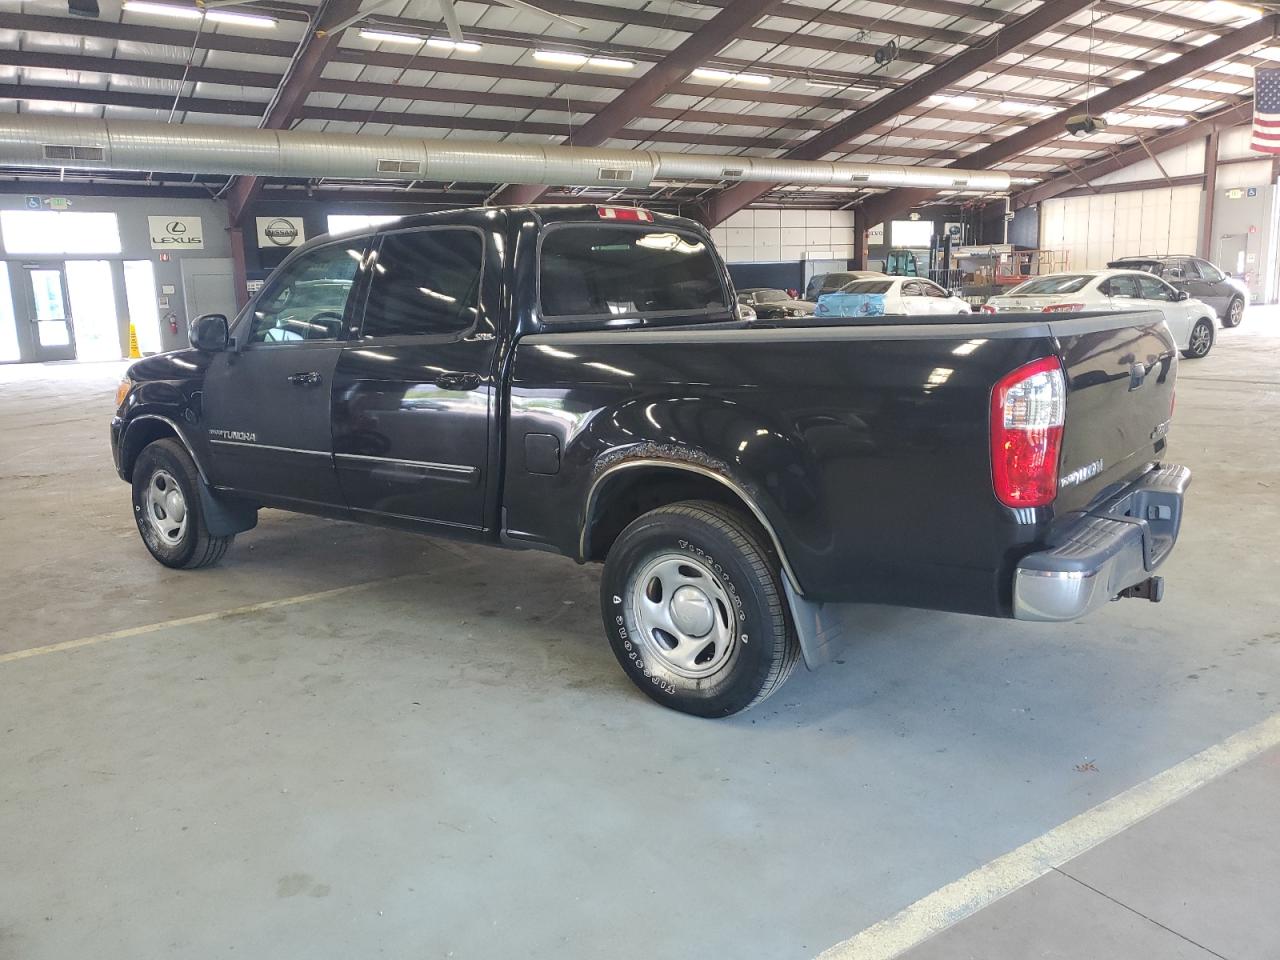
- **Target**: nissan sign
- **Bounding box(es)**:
[256,215,306,248]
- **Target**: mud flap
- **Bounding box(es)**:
[782,577,851,670]
[197,483,258,537]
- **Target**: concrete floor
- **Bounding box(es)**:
[1,308,1279,960]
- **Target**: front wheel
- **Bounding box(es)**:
[1223,296,1244,328]
[600,501,800,717]
[131,438,234,569]
[1182,318,1214,360]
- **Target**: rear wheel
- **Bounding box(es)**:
[131,438,233,569]
[600,501,800,717]
[1183,318,1214,360]
[1223,296,1244,328]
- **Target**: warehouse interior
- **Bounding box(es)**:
[2,1,1280,958]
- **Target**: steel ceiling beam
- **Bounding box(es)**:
[1011,101,1254,209]
[703,0,1097,226]
[224,0,362,226]
[491,0,784,207]
[860,18,1278,228]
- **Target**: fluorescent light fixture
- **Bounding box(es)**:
[928,94,982,110]
[122,1,202,20]
[588,56,635,70]
[359,28,425,44]
[205,8,275,26]
[426,37,482,52]
[534,50,588,65]
[1010,176,1041,185]
[123,1,274,25]
[805,79,876,93]
[691,67,770,85]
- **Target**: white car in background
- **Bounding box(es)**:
[815,277,972,318]
[983,269,1218,360]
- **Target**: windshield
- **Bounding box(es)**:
[839,280,894,294]
[540,225,729,321]
[1007,275,1092,296]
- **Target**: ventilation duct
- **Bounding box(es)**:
[0,116,1014,194]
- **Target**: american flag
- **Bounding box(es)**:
[1253,66,1280,155]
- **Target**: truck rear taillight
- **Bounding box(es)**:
[597,206,654,223]
[1041,303,1084,313]
[991,356,1065,508]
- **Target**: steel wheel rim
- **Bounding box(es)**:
[630,553,737,680]
[1191,323,1211,355]
[145,469,188,545]
[1230,300,1243,325]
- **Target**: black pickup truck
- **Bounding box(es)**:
[111,205,1190,717]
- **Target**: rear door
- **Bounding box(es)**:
[204,237,368,508]
[332,220,498,531]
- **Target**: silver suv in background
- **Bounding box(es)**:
[1107,255,1248,328]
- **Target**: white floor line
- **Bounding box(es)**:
[817,709,1280,960]
[0,573,425,665]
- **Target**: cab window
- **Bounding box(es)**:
[1135,275,1175,301]
[360,229,483,338]
[1102,276,1140,299]
[1195,259,1225,282]
[248,242,363,344]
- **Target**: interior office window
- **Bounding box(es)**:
[0,211,122,255]
[327,214,403,236]
[248,243,362,343]
[361,230,483,337]
[890,219,934,249]
[539,226,728,319]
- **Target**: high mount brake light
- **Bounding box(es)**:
[1041,303,1084,313]
[596,206,654,223]
[991,356,1066,508]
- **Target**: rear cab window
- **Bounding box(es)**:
[539,224,730,325]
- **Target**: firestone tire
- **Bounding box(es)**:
[1182,318,1214,360]
[131,438,233,570]
[600,500,801,718]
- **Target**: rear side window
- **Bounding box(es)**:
[840,280,893,294]
[540,225,728,320]
[1009,275,1091,295]
[361,229,483,337]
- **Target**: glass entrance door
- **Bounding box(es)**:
[23,265,77,361]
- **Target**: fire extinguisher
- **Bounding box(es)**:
[166,313,179,335]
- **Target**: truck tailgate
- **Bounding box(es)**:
[1049,311,1177,513]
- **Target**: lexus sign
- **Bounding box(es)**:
[148,215,204,250]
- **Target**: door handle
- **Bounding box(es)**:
[434,371,481,391]
[288,371,323,387]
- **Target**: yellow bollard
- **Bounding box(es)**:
[127,322,141,359]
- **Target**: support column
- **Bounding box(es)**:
[853,207,869,270]
[1199,129,1220,260]
[229,226,250,311]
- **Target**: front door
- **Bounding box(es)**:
[203,237,369,509]
[19,265,76,361]
[332,221,498,531]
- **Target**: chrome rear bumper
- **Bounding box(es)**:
[1013,464,1191,622]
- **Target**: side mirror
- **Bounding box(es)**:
[189,313,229,351]
[1175,290,1190,301]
